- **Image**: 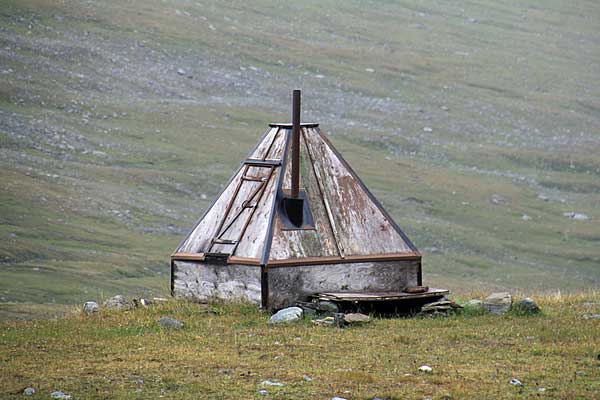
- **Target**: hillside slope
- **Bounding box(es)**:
[0,0,599,311]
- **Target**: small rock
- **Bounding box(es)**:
[257,389,268,395]
[312,316,335,326]
[331,397,348,400]
[490,194,509,206]
[139,298,153,307]
[537,387,546,392]
[420,300,462,315]
[82,301,99,314]
[50,391,72,399]
[260,380,284,387]
[103,295,133,310]
[269,307,303,324]
[514,298,540,314]
[23,387,35,396]
[176,68,186,75]
[509,378,523,386]
[521,214,532,221]
[343,313,371,324]
[159,317,184,329]
[483,292,512,315]
[303,375,313,382]
[537,194,549,201]
[582,314,600,319]
[153,297,169,303]
[365,68,375,73]
[423,127,433,132]
[418,365,433,373]
[563,212,590,221]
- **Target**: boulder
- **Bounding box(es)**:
[418,365,433,373]
[103,295,133,311]
[420,300,462,315]
[50,391,72,399]
[82,301,99,314]
[269,307,303,324]
[159,317,185,329]
[23,387,35,396]
[514,298,540,314]
[343,313,371,324]
[483,292,512,315]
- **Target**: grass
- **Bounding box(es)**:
[1,293,599,399]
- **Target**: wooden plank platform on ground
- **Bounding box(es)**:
[316,288,449,302]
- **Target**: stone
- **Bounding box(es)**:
[159,317,184,329]
[103,295,133,311]
[257,389,268,395]
[83,301,99,314]
[23,387,35,396]
[50,391,72,399]
[139,298,152,307]
[514,298,540,314]
[582,314,600,320]
[509,378,523,386]
[311,316,335,326]
[260,380,284,387]
[269,307,303,324]
[343,313,371,324]
[423,126,433,132]
[331,397,348,400]
[303,375,313,382]
[483,292,512,315]
[420,300,462,315]
[176,68,186,75]
[563,212,590,220]
[490,194,509,206]
[418,365,433,373]
[521,214,532,221]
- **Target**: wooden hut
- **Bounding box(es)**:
[171,91,424,310]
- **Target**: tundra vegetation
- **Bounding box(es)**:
[1,293,600,399]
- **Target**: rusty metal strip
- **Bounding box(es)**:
[171,252,420,267]
[266,252,421,267]
[302,127,345,258]
[174,127,273,253]
[315,126,420,254]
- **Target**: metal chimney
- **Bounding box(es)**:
[291,89,301,199]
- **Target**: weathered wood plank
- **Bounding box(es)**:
[303,127,412,255]
[268,128,340,260]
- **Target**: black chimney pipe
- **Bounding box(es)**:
[291,89,301,199]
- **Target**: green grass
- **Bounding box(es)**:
[1,294,599,399]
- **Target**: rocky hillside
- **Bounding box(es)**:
[0,0,599,314]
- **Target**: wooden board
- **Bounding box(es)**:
[316,288,449,302]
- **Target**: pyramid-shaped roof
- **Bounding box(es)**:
[172,123,420,267]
